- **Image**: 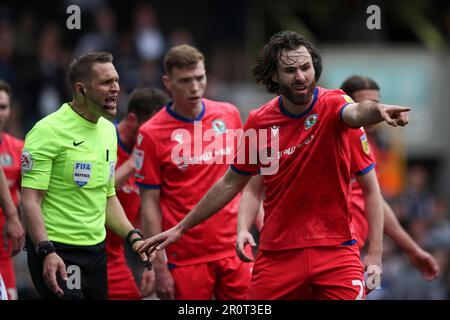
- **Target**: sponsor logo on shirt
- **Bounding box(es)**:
[73,162,92,187]
[0,153,12,166]
[305,114,318,130]
[170,122,281,175]
[277,134,315,159]
[173,147,233,171]
[212,119,227,135]
[134,149,144,171]
[21,150,33,173]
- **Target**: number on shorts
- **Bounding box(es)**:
[352,279,364,300]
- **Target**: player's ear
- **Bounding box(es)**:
[75,83,85,95]
[127,112,138,129]
[162,75,171,91]
[271,71,279,84]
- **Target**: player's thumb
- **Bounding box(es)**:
[248,235,257,247]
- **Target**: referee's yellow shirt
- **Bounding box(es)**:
[21,103,117,246]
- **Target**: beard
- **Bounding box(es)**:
[279,78,316,106]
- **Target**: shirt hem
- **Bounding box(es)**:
[259,236,355,251]
[166,248,237,267]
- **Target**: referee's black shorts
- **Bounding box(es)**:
[25,235,107,300]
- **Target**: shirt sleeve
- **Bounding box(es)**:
[349,127,376,175]
[107,135,117,197]
[329,90,356,129]
[21,123,59,190]
[134,129,161,189]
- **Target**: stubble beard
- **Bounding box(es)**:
[279,79,316,107]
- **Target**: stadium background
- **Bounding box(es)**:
[1,0,449,299]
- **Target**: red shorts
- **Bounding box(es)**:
[0,233,17,300]
[248,243,365,300]
[107,258,140,300]
[170,254,253,300]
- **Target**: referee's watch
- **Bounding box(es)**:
[36,241,56,260]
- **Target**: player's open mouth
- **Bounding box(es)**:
[294,85,307,91]
[104,96,117,109]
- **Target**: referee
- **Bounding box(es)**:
[20,52,148,299]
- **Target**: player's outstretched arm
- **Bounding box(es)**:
[383,199,439,280]
[137,168,251,256]
[342,101,410,128]
[236,175,264,262]
[0,166,24,256]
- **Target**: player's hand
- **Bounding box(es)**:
[236,230,256,262]
[140,269,155,298]
[43,252,67,298]
[136,226,182,256]
[3,213,25,257]
[363,252,383,294]
[131,238,150,263]
[379,104,410,127]
[408,248,440,281]
[154,267,175,300]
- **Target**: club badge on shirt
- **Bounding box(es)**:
[21,150,33,174]
[212,119,227,135]
[73,162,92,187]
[305,114,318,130]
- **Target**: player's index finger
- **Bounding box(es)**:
[392,106,410,112]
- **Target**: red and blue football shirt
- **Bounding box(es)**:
[135,99,243,266]
[232,87,356,250]
[106,129,141,299]
[0,132,23,295]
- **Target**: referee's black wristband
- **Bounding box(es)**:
[36,241,56,260]
[125,229,143,245]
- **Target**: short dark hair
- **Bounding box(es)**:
[340,75,380,98]
[0,79,12,100]
[163,44,204,75]
[68,52,113,89]
[127,87,168,123]
[252,31,322,94]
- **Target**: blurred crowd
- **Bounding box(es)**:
[1,0,449,299]
[370,161,450,299]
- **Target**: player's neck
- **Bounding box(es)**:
[117,120,135,149]
[281,95,312,115]
[70,99,100,123]
[171,101,202,120]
